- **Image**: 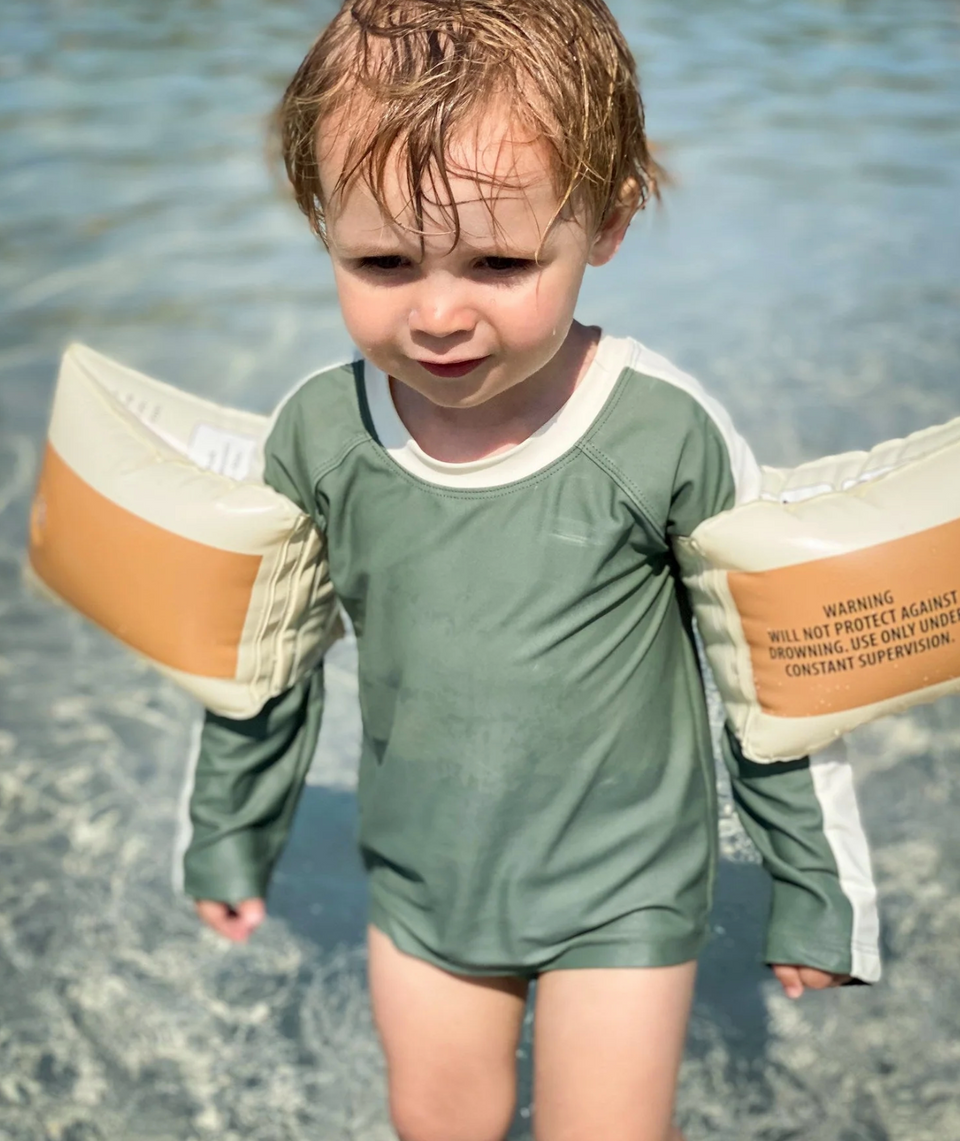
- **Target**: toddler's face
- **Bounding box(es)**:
[318,109,627,409]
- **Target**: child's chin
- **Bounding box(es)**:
[393,365,502,406]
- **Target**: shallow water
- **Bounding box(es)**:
[1,1,959,1138]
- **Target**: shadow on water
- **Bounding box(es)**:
[694,860,774,1062]
[269,786,369,955]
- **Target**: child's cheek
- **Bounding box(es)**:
[497,270,579,357]
[334,274,391,355]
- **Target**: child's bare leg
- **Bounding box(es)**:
[367,925,529,1141]
[532,961,696,1141]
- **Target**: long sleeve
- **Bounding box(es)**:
[666,380,881,982]
[178,374,333,904]
[181,670,324,902]
[721,731,881,981]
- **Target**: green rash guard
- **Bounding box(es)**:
[180,335,881,982]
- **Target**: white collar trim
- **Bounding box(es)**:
[362,335,635,489]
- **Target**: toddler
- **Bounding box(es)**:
[182,2,880,1138]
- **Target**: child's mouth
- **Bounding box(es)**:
[416,357,489,378]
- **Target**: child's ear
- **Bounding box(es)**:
[588,177,641,267]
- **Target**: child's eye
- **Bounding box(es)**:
[357,255,410,272]
[478,257,533,275]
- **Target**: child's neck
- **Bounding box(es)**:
[389,322,601,464]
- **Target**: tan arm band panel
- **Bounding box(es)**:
[26,344,343,717]
[676,417,960,761]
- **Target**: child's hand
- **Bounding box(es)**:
[194,898,266,943]
[772,963,852,999]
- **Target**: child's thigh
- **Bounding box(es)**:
[367,925,529,1141]
[532,961,696,1141]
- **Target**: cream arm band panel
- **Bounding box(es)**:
[26,344,343,718]
[676,417,960,762]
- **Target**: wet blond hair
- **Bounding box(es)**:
[276,0,662,245]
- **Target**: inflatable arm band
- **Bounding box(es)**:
[676,417,960,761]
[27,346,960,751]
[26,344,343,718]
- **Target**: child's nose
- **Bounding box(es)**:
[408,282,478,339]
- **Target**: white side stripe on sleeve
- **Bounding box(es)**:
[628,342,763,506]
[809,737,882,982]
[170,717,204,897]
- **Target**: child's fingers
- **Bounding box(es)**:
[236,897,266,933]
[797,966,851,991]
[772,964,852,999]
[194,900,239,940]
[194,898,266,942]
[771,964,804,1000]
[194,899,248,941]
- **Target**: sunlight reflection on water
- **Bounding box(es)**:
[1,2,958,1138]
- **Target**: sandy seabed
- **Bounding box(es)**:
[2,0,960,1136]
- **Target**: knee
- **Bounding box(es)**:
[389,1080,515,1141]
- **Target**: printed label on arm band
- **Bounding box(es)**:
[188,424,259,480]
[729,516,960,717]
